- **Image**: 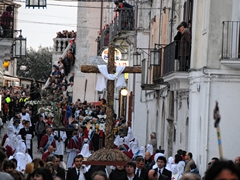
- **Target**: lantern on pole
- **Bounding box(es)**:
[12,30,27,58]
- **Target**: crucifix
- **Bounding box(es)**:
[81,43,141,149]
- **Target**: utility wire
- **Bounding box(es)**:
[18,19,101,30]
[15,0,161,9]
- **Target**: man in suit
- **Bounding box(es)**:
[18,120,34,158]
[66,154,88,180]
[135,157,148,180]
[148,169,168,180]
[184,152,195,173]
[124,161,143,180]
[54,155,65,180]
[154,156,172,180]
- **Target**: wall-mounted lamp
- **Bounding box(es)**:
[150,44,165,66]
[121,88,128,96]
[12,31,26,58]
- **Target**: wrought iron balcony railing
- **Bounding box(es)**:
[222,21,240,59]
[109,8,134,42]
[163,40,191,76]
[97,28,109,55]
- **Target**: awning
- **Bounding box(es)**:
[1,76,20,82]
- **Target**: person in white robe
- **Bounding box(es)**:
[54,130,67,170]
[130,138,140,159]
[20,107,32,126]
[138,146,145,157]
[10,141,32,173]
[66,131,79,168]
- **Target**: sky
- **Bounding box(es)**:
[16,0,78,50]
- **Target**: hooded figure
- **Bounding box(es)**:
[80,144,91,160]
[12,142,32,173]
[130,139,140,160]
[138,146,145,157]
[166,156,175,171]
[114,135,121,148]
[14,135,25,154]
[171,164,181,180]
[123,127,134,147]
[1,126,14,146]
[146,144,153,156]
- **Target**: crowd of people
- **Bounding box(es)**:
[56,30,77,39]
[0,122,240,180]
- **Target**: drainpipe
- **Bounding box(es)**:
[204,69,211,174]
[100,0,103,31]
[158,0,163,44]
[170,0,174,41]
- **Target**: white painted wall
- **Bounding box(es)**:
[74,2,105,103]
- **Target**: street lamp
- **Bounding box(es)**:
[150,47,160,66]
[26,0,47,8]
[121,88,128,96]
[12,30,26,58]
[133,51,141,66]
[20,65,27,71]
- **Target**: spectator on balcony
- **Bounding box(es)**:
[72,31,76,38]
[174,21,188,59]
[114,0,133,10]
[1,6,13,36]
[174,25,182,60]
[178,22,191,71]
[56,31,64,38]
[104,24,110,46]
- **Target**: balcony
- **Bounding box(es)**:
[53,38,72,53]
[162,40,191,91]
[109,8,135,43]
[141,48,166,90]
[221,21,240,69]
[97,28,109,55]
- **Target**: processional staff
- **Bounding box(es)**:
[213,101,223,160]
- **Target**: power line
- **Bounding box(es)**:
[18,19,100,30]
[15,0,161,9]
[19,12,77,19]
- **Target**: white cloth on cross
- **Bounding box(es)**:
[95,65,126,91]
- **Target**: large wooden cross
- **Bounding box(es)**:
[81,43,141,149]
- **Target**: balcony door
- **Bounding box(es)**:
[183,0,194,33]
